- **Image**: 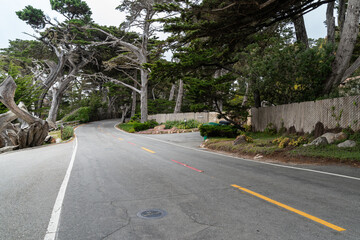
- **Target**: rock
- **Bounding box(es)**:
[321,132,336,144]
[309,137,328,146]
[233,135,247,145]
[334,132,347,141]
[320,132,348,144]
[56,138,62,144]
[337,140,356,148]
[254,154,263,160]
[44,135,53,143]
[154,125,166,130]
[314,122,325,138]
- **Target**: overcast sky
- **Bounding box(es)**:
[0,1,327,49]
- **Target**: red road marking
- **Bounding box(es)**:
[171,160,204,173]
[128,142,136,145]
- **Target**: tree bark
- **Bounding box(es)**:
[0,76,49,149]
[293,15,309,48]
[326,2,335,44]
[338,0,347,35]
[140,69,148,123]
[341,56,360,83]
[169,84,176,101]
[36,52,67,113]
[253,89,261,108]
[174,79,184,113]
[131,71,137,118]
[323,0,360,94]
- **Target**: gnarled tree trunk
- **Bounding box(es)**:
[0,76,49,150]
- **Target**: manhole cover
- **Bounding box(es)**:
[137,209,167,219]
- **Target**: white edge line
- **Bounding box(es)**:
[44,135,78,240]
[114,122,360,181]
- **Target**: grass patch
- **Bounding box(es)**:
[49,130,61,139]
[291,144,360,161]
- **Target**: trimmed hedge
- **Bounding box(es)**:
[199,124,238,138]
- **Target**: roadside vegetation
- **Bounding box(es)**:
[202,126,360,163]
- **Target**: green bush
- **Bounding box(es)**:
[264,123,277,135]
[117,123,135,132]
[61,126,74,140]
[199,124,238,138]
[118,120,158,132]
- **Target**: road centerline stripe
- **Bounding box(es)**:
[44,137,78,240]
[141,147,156,153]
[172,159,204,173]
[231,184,346,232]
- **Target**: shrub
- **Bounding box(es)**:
[61,126,74,140]
[165,120,201,129]
[199,124,238,138]
[289,136,309,147]
[118,120,158,132]
[264,123,277,135]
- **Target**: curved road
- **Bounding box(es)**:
[1,119,360,239]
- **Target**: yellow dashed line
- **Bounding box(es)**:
[231,184,346,232]
[141,147,156,154]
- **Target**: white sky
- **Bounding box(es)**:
[0,1,327,49]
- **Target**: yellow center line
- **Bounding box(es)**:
[231,184,346,232]
[141,147,156,154]
[118,138,124,141]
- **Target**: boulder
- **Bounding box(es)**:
[321,132,336,144]
[337,140,356,148]
[334,132,347,141]
[233,135,247,145]
[308,137,328,146]
[44,135,53,143]
[320,132,348,144]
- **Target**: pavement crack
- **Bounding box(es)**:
[101,208,131,240]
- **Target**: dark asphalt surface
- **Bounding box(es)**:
[1,119,360,239]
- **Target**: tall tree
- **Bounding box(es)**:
[323,0,360,94]
[89,0,172,122]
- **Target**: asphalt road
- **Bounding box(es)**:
[1,119,360,240]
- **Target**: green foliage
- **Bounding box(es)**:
[119,120,159,132]
[264,123,277,135]
[199,124,238,138]
[61,126,74,140]
[62,107,90,123]
[117,123,135,133]
[272,136,309,148]
[148,99,175,114]
[164,119,201,129]
[16,6,46,29]
[50,0,92,21]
